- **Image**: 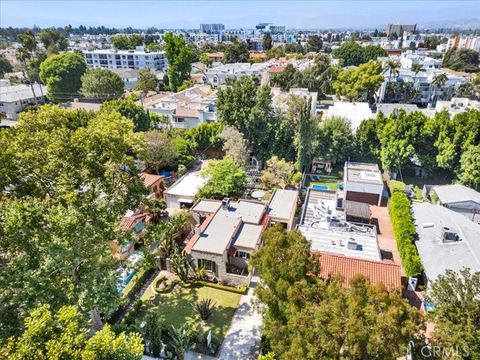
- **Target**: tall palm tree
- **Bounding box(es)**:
[383,60,400,102]
[411,63,423,83]
[432,73,448,103]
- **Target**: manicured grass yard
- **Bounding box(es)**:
[142,281,241,343]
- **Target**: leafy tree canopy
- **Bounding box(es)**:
[81,68,125,100]
[39,52,87,102]
[100,97,151,132]
[197,156,246,199]
[1,304,144,360]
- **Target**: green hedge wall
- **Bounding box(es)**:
[389,191,423,277]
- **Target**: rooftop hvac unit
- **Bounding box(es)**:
[442,227,460,243]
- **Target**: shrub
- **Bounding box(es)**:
[195,280,249,294]
[195,267,208,280]
[389,180,406,193]
[389,192,423,277]
[122,267,155,300]
[194,298,216,320]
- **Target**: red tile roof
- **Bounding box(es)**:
[120,213,147,232]
[139,172,163,188]
[268,66,285,74]
[316,251,402,289]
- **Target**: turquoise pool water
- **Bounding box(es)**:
[312,184,329,191]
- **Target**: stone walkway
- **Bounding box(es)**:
[217,277,263,360]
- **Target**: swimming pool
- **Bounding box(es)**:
[312,184,329,191]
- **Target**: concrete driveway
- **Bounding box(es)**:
[217,277,263,360]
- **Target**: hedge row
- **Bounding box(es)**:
[195,280,248,294]
[121,267,155,300]
[389,191,423,277]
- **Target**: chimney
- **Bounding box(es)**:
[194,224,201,236]
[222,197,230,210]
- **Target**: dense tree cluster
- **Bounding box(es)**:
[1,305,144,359]
[443,47,480,73]
[223,40,250,63]
[356,109,480,187]
[270,54,338,96]
[333,41,388,66]
[251,225,424,360]
[0,105,147,340]
[111,34,144,50]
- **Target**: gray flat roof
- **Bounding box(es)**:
[434,184,480,205]
[413,202,480,281]
[191,199,222,214]
[268,189,298,222]
[345,161,383,185]
[192,200,266,255]
[232,223,263,249]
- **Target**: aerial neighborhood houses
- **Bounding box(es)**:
[2,16,480,359]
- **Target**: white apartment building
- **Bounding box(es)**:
[146,84,217,129]
[435,97,480,116]
[378,68,465,105]
[0,82,47,124]
[377,52,465,105]
[83,47,166,71]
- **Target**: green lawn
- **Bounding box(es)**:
[142,283,241,343]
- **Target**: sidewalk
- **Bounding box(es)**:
[217,277,263,360]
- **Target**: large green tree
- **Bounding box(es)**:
[164,32,193,91]
[223,40,250,63]
[251,225,424,360]
[0,105,146,340]
[1,304,144,359]
[100,97,151,132]
[333,41,387,66]
[293,97,317,172]
[459,144,480,189]
[443,47,479,73]
[317,116,355,163]
[81,68,125,100]
[217,76,278,160]
[39,52,87,102]
[197,156,246,199]
[426,268,480,359]
[38,28,69,54]
[111,34,144,50]
[333,61,384,103]
[140,130,178,172]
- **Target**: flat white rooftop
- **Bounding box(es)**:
[164,171,207,197]
[299,188,381,261]
[345,162,383,185]
[0,84,46,103]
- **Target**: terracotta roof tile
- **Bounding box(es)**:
[139,172,163,188]
[316,251,402,289]
[268,66,285,74]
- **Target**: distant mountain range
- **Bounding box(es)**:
[418,18,480,30]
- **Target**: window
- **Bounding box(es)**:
[175,117,185,123]
[198,259,217,273]
[237,251,250,260]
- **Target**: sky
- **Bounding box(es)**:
[1,1,480,30]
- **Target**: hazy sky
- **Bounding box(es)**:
[2,1,479,29]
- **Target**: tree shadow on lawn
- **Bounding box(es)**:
[151,285,238,342]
